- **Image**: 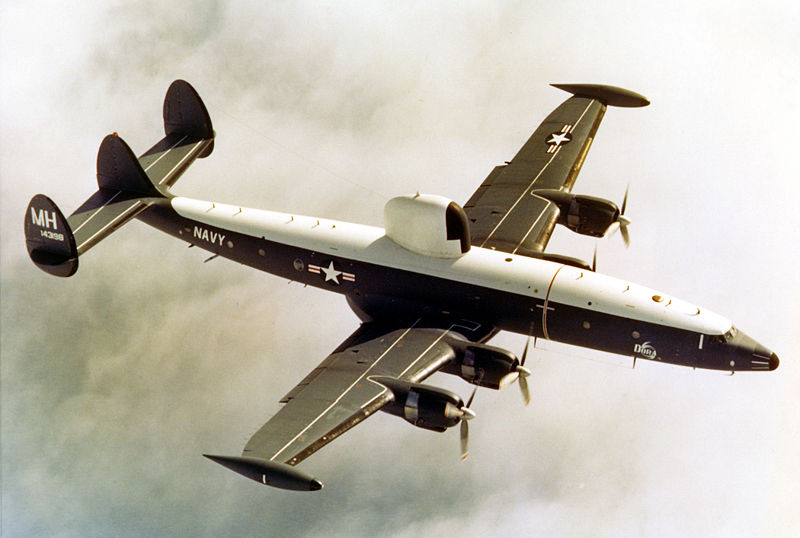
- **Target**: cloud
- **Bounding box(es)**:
[2,1,798,536]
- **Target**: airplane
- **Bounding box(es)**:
[24,80,779,491]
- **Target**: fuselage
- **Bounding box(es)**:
[138,196,778,373]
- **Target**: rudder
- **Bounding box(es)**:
[164,79,214,143]
[25,195,79,277]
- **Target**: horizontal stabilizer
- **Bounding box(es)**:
[67,187,154,256]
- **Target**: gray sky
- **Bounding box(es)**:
[2,1,798,536]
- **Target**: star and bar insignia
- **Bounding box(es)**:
[308,261,355,285]
[545,124,573,153]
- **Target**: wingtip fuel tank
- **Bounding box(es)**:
[203,454,323,491]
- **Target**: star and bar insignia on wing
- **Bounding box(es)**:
[545,124,573,153]
[308,261,355,285]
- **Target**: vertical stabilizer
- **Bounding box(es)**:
[25,195,79,277]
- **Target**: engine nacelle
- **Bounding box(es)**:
[533,189,619,237]
[384,194,470,258]
[441,338,521,390]
[375,376,467,432]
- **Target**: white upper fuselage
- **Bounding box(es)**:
[171,196,732,337]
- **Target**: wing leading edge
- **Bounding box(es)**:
[463,84,648,256]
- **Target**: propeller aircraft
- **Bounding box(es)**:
[24,80,779,491]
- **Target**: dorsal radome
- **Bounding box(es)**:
[384,194,470,258]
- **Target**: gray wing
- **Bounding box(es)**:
[242,321,471,466]
[463,84,648,256]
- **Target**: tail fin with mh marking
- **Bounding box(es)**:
[24,80,215,277]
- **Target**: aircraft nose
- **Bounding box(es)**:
[760,349,779,371]
[732,330,779,371]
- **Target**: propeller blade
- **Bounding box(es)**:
[460,420,469,460]
[621,184,629,216]
[515,364,532,405]
[519,374,531,405]
[517,330,534,405]
[465,386,477,409]
[520,338,530,367]
[619,222,631,248]
[520,322,535,367]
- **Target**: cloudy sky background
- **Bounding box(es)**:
[2,1,798,536]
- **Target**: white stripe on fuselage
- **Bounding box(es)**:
[170,197,732,335]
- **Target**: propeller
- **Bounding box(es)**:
[607,185,631,248]
[459,387,477,460]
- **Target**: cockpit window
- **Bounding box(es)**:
[712,326,738,344]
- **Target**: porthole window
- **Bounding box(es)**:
[582,321,591,329]
[652,295,664,302]
[258,249,266,256]
[632,331,640,339]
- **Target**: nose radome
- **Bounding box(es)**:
[751,340,779,371]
